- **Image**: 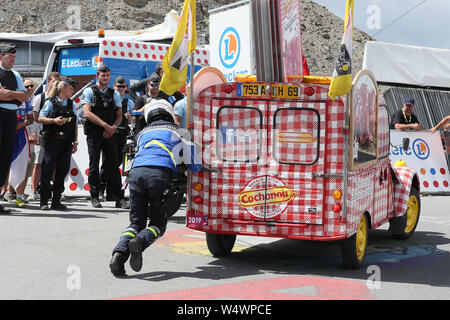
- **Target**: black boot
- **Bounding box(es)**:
[51,196,67,211]
[128,237,144,272]
[109,252,127,277]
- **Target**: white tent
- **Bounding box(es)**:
[363,41,450,88]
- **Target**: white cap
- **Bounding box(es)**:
[144,98,176,123]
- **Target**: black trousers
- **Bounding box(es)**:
[86,132,122,199]
[113,166,171,256]
[40,139,72,205]
[99,131,127,198]
[0,109,17,187]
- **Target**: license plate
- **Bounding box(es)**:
[237,83,267,97]
[271,85,301,98]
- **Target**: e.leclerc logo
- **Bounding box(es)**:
[412,138,430,160]
[219,27,240,69]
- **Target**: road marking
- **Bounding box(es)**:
[156,228,248,256]
[117,275,375,300]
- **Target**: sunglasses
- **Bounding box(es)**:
[25,85,35,89]
[116,85,127,88]
[149,83,159,88]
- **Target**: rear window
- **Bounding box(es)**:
[216,106,263,163]
[273,107,320,165]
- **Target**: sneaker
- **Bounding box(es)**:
[128,237,144,272]
[40,204,50,211]
[115,198,130,209]
[15,198,26,208]
[91,198,102,208]
[4,192,15,202]
[27,192,37,202]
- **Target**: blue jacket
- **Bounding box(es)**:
[132,120,202,173]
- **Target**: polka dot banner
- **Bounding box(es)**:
[99,40,210,64]
[390,131,450,193]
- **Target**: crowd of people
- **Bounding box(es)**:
[0,42,188,214]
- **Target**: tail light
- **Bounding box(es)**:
[193,196,203,205]
[193,183,203,192]
[333,190,342,199]
[304,86,315,96]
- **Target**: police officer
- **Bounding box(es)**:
[98,76,134,204]
[81,64,128,209]
[38,77,78,210]
[109,98,202,276]
[0,42,28,214]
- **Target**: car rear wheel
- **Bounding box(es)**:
[205,233,236,257]
[341,213,369,269]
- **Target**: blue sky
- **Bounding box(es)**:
[311,0,450,50]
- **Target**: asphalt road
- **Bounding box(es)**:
[0,194,449,301]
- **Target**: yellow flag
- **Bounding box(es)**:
[328,0,354,100]
[160,0,196,96]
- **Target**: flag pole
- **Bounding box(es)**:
[188,51,195,129]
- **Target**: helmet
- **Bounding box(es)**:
[144,98,176,124]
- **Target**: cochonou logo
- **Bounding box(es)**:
[219,27,240,69]
[238,176,297,219]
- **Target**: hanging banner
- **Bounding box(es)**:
[277,0,303,82]
[210,4,252,81]
[389,130,450,193]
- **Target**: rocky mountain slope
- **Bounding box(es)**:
[0,0,374,74]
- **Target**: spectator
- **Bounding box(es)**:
[6,78,36,208]
[390,97,422,131]
[128,62,184,106]
[430,115,450,133]
[174,95,187,129]
[133,73,162,132]
[128,62,163,101]
[0,42,28,214]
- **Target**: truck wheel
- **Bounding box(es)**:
[205,233,236,257]
[341,213,369,269]
[390,187,420,240]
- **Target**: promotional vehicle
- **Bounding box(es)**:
[186,69,421,268]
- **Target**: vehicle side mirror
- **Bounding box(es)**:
[402,138,410,151]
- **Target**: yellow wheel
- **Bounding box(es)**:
[390,188,420,240]
[405,194,419,234]
[341,213,369,269]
